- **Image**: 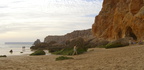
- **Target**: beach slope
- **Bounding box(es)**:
[0,45,144,70]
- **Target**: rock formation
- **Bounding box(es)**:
[92,0,144,41]
[44,29,93,43]
[31,29,101,51]
[33,39,41,46]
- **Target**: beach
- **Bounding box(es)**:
[0,45,144,70]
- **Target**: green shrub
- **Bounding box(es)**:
[52,48,73,55]
[53,47,87,55]
[0,55,7,57]
[77,47,87,54]
[56,56,73,61]
[105,43,125,49]
[30,50,46,55]
[100,38,130,49]
[98,45,107,48]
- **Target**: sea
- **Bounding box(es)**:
[0,43,34,56]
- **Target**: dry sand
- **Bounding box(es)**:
[0,45,144,70]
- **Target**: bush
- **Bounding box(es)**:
[99,38,130,49]
[53,48,73,55]
[0,55,7,57]
[30,50,46,55]
[52,37,88,55]
[56,56,73,61]
[98,45,107,48]
[105,43,125,49]
[53,47,87,55]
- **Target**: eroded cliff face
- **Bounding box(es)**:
[92,0,144,41]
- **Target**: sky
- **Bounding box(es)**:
[0,0,103,43]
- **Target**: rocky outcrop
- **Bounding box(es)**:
[31,29,104,51]
[44,29,93,44]
[33,39,41,46]
[92,0,144,41]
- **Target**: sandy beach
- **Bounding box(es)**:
[0,45,144,70]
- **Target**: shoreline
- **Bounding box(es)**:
[1,50,51,57]
[0,43,33,56]
[0,45,144,70]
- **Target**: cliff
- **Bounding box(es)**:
[92,0,144,41]
[44,29,93,43]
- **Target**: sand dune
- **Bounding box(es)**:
[0,45,144,70]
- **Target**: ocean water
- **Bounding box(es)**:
[0,43,33,56]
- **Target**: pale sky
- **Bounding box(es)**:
[0,0,103,43]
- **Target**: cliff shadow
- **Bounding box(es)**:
[117,28,122,39]
[125,26,137,40]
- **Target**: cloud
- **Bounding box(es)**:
[0,6,8,8]
[12,0,25,3]
[0,0,103,42]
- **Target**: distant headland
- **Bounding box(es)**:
[5,42,33,44]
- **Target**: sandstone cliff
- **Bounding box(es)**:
[92,0,144,41]
[44,29,93,43]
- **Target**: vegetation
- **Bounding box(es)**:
[98,38,130,49]
[30,50,46,55]
[98,43,125,49]
[55,56,73,61]
[105,43,125,49]
[52,47,87,55]
[53,48,73,55]
[98,45,107,48]
[0,55,7,57]
[49,37,88,55]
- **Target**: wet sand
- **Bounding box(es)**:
[0,45,144,70]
